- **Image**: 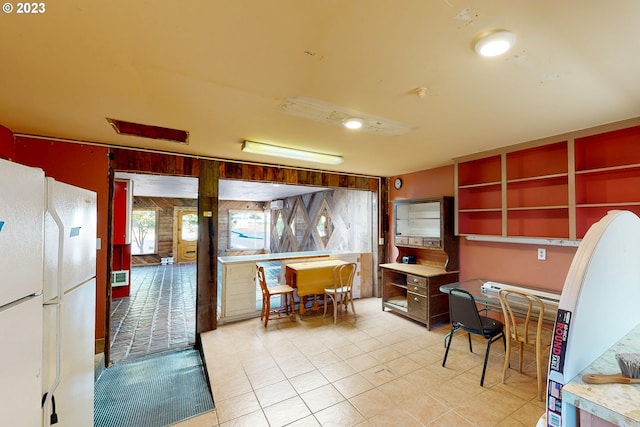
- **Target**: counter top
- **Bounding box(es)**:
[379,262,455,277]
[218,251,355,264]
[562,322,640,426]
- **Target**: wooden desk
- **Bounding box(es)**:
[379,263,459,329]
[439,278,560,326]
[285,260,347,314]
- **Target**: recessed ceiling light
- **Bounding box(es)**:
[343,118,363,130]
[473,30,516,57]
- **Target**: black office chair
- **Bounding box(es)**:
[442,288,505,386]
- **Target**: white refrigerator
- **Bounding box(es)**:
[0,158,97,426]
[0,158,46,426]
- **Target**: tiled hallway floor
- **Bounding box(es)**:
[110,263,197,364]
[175,298,548,427]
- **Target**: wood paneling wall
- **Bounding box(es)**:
[271,189,374,254]
[111,148,200,176]
[131,196,198,266]
[219,162,378,191]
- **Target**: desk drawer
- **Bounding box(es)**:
[408,237,423,246]
[395,236,409,246]
[406,275,427,288]
[407,292,427,320]
[406,282,427,296]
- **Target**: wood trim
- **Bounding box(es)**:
[104,163,115,365]
[110,147,200,176]
[197,159,219,333]
[219,162,378,191]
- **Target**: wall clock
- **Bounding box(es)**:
[394,178,403,190]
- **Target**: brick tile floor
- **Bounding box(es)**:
[109,263,196,364]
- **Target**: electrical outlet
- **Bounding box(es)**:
[537,248,546,261]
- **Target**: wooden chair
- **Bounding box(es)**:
[498,289,546,401]
[323,263,357,324]
[256,265,295,327]
[442,288,505,386]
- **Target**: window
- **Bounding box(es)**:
[131,209,158,255]
[180,213,198,241]
[228,210,269,250]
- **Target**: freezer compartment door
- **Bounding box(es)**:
[43,278,96,426]
[0,295,43,426]
[44,178,97,300]
[0,158,45,306]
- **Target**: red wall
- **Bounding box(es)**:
[388,165,576,293]
[13,136,110,344]
[459,240,575,291]
[0,125,14,159]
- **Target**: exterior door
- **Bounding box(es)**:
[177,210,197,263]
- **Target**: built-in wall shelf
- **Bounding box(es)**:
[464,234,581,247]
[455,119,640,242]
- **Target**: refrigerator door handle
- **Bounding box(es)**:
[42,179,65,424]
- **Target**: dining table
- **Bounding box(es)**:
[285,259,348,314]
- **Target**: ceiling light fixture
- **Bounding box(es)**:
[473,30,516,57]
[342,118,363,130]
[241,140,344,165]
[280,96,415,136]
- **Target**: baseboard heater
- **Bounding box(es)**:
[480,281,560,309]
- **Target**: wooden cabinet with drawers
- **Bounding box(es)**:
[380,263,458,329]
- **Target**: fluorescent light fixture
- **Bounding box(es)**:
[473,30,516,57]
[343,118,363,130]
[242,140,344,165]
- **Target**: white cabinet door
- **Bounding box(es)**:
[223,263,257,318]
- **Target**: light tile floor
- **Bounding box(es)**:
[173,298,549,426]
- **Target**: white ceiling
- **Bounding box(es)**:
[115,172,327,201]
[2,1,640,177]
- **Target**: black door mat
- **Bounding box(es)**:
[95,348,214,427]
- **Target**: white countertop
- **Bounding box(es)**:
[218,251,356,264]
[562,322,640,426]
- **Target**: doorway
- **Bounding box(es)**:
[175,209,198,263]
[109,173,199,364]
